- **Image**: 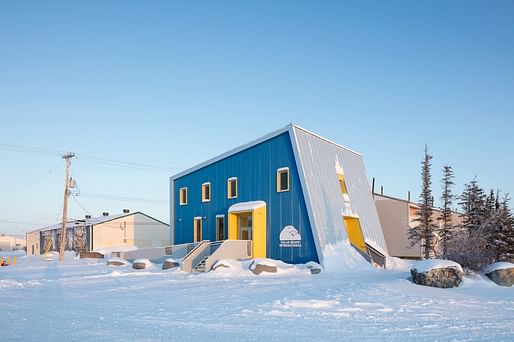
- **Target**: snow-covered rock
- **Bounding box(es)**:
[410,259,464,288]
[484,262,514,287]
[132,258,153,270]
[305,261,322,275]
[107,257,128,267]
[249,259,278,275]
[162,258,180,270]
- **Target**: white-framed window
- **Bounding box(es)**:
[277,167,290,192]
[194,217,202,242]
[227,177,238,199]
[179,187,188,205]
[202,182,211,202]
[216,215,225,241]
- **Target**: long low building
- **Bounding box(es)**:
[0,234,25,252]
[26,211,170,256]
[374,193,462,259]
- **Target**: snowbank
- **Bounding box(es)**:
[386,256,413,271]
[322,241,373,272]
[484,262,514,274]
[411,259,463,273]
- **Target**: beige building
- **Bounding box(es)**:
[0,234,26,252]
[374,194,462,259]
[26,211,170,256]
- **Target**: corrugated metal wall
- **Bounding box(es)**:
[292,127,388,259]
[172,132,319,264]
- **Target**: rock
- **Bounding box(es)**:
[306,261,322,275]
[484,263,514,287]
[107,258,128,266]
[249,260,277,275]
[162,259,179,270]
[411,267,463,288]
[212,262,231,271]
[79,252,104,259]
[132,258,151,270]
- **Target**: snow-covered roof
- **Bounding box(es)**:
[228,201,266,213]
[29,212,166,234]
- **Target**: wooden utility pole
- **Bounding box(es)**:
[59,152,75,261]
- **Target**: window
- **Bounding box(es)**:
[194,217,202,242]
[202,182,211,202]
[337,174,348,195]
[227,177,238,199]
[179,187,188,205]
[216,216,225,241]
[277,167,290,192]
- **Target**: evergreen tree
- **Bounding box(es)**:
[482,190,501,262]
[408,145,437,259]
[496,195,514,262]
[439,165,454,259]
[458,179,486,239]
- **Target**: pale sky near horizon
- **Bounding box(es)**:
[1,1,513,234]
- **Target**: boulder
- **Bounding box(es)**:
[484,262,514,287]
[410,260,463,288]
[107,258,128,267]
[132,258,151,270]
[80,252,104,259]
[306,261,322,275]
[212,262,231,271]
[162,259,179,270]
[249,260,277,275]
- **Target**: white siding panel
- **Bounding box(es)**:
[292,127,388,256]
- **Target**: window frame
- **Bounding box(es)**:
[227,177,238,199]
[276,167,290,192]
[337,174,348,195]
[179,187,188,205]
[193,217,202,242]
[216,215,225,241]
[201,182,211,202]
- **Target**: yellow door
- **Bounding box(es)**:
[344,216,367,253]
[228,205,266,258]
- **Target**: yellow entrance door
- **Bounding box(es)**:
[344,216,367,253]
[228,204,266,258]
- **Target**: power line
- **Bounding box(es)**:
[0,143,181,173]
[78,192,167,204]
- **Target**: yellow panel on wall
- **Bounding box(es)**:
[344,216,367,253]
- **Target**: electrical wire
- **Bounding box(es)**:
[78,192,167,204]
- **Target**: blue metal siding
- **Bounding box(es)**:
[172,132,318,264]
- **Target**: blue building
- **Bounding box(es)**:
[171,124,388,267]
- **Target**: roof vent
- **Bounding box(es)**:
[85,215,91,219]
[123,209,130,214]
[102,212,109,217]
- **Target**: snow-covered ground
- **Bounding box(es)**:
[1,252,513,341]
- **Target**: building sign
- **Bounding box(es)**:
[279,225,302,248]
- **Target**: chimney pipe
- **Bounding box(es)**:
[102,212,109,217]
[85,215,91,219]
[123,209,130,214]
[380,185,384,195]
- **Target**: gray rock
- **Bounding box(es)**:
[212,263,230,271]
[485,268,514,287]
[162,260,179,270]
[249,261,277,275]
[132,261,147,270]
[107,258,127,266]
[306,262,322,275]
[411,267,463,288]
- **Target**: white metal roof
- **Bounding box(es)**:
[228,201,266,213]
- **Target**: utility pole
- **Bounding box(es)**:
[59,152,75,261]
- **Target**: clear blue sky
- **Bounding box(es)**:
[1,1,513,234]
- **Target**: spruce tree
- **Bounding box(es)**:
[497,195,514,262]
[408,145,437,259]
[459,179,486,239]
[439,165,454,259]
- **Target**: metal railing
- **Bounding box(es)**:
[182,240,211,273]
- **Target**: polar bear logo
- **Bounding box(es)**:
[279,225,301,241]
